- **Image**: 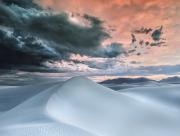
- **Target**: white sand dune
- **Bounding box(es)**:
[0,77,179,136]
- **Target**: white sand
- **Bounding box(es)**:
[0,77,179,136]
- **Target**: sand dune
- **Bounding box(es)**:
[0,77,179,136]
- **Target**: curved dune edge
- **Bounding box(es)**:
[0,77,180,136]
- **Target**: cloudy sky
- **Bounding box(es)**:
[0,0,180,79]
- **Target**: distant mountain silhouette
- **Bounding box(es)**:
[100,77,155,84]
[160,76,180,84]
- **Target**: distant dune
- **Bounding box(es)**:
[160,76,180,84]
[0,77,180,136]
[100,77,155,84]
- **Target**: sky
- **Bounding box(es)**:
[0,0,179,80]
[39,0,180,65]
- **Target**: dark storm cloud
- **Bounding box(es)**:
[129,25,166,56]
[150,42,166,47]
[0,28,59,68]
[0,1,125,71]
[94,43,125,58]
[151,26,163,41]
[133,27,153,34]
[1,0,40,9]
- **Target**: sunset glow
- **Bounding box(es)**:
[38,0,180,68]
